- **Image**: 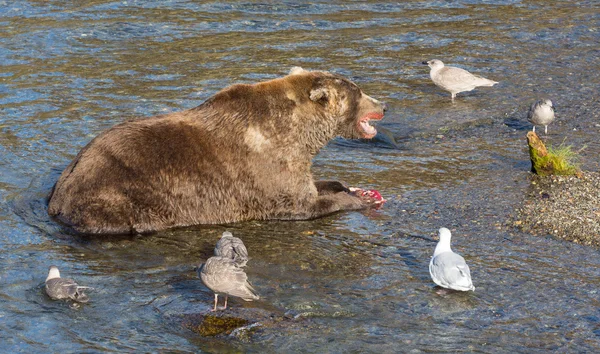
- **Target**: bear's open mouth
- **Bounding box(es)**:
[357,112,384,139]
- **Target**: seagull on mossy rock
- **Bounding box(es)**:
[528,99,555,134]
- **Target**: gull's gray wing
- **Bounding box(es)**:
[435,66,495,92]
[436,67,479,88]
[200,257,258,301]
[429,252,474,291]
[528,102,536,119]
[45,278,91,302]
[528,101,542,120]
[214,236,249,267]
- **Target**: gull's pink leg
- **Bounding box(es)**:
[212,293,218,312]
[222,295,228,310]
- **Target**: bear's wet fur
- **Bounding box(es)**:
[47,67,386,234]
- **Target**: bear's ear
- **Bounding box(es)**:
[289,66,307,75]
[309,87,329,102]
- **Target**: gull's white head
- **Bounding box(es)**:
[541,99,553,108]
[438,227,452,244]
[423,59,445,70]
[221,231,233,238]
[46,265,61,281]
[432,228,453,257]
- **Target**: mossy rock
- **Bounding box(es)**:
[182,313,250,336]
[174,306,288,338]
[197,315,248,336]
[527,132,581,176]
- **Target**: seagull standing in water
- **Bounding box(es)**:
[214,231,249,267]
[198,256,259,311]
[423,59,498,102]
[528,99,555,134]
[429,228,475,292]
[45,265,92,302]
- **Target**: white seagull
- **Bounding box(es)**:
[423,59,498,102]
[429,228,475,291]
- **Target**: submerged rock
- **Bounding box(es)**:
[182,312,251,337]
[155,294,278,339]
[155,294,353,340]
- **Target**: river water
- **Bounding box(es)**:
[1,1,599,352]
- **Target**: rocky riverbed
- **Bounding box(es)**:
[515,172,600,247]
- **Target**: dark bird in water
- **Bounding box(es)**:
[45,265,93,303]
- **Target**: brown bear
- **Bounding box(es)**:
[47,67,386,234]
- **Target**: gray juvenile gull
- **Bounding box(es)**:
[45,265,92,302]
[198,256,259,311]
[214,231,249,267]
[429,228,475,292]
[528,99,555,134]
[423,59,498,102]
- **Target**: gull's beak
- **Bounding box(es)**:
[422,61,429,65]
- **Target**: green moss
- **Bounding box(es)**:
[543,142,581,176]
[530,138,581,176]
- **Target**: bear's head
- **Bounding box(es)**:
[289,67,386,140]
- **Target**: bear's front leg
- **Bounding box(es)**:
[274,184,385,221]
[279,190,382,221]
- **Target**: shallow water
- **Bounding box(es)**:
[1,0,600,352]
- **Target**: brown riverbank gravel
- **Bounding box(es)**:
[514,172,600,247]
